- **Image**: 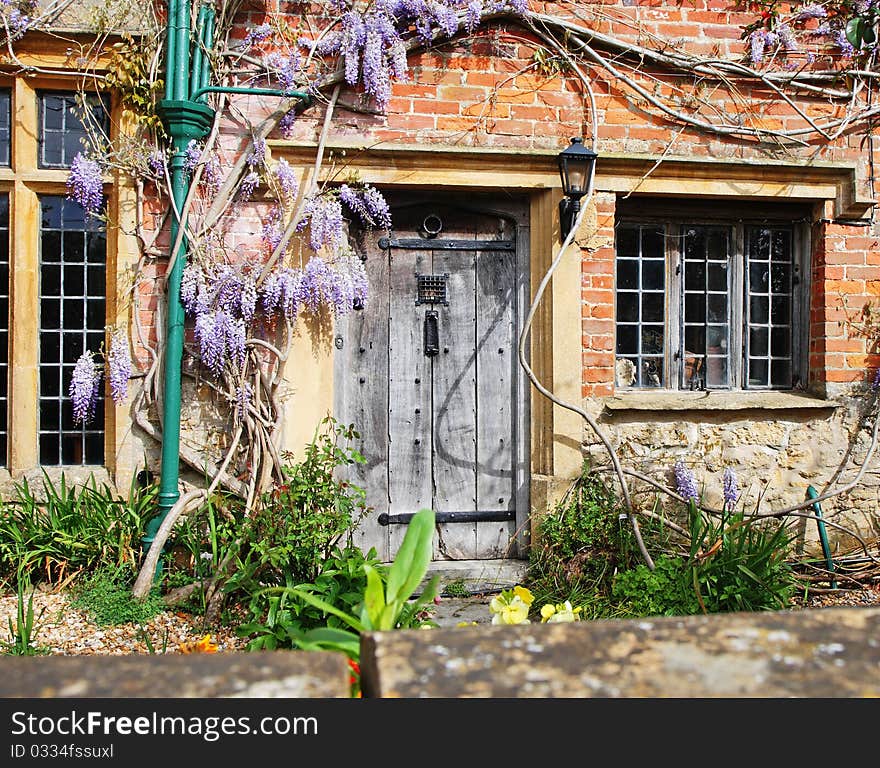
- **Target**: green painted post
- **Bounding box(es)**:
[141,2,309,586]
[142,0,214,582]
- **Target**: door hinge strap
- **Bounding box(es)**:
[379,237,514,251]
[378,510,515,526]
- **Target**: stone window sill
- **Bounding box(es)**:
[603,390,837,412]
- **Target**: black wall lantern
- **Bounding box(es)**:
[557,137,598,241]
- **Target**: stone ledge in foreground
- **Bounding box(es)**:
[0,650,350,698]
[360,606,880,698]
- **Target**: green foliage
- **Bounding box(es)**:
[443,579,469,598]
[228,417,375,647]
[254,509,440,662]
[0,472,157,589]
[688,504,799,614]
[2,569,49,656]
[611,555,700,617]
[103,34,164,130]
[239,416,368,588]
[70,566,166,626]
[611,503,800,617]
[527,466,645,602]
[237,544,380,651]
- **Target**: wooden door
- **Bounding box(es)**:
[335,195,529,562]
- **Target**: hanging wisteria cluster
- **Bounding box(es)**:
[176,180,380,377]
[0,0,37,40]
[245,0,529,110]
[744,1,877,64]
[69,332,132,425]
[66,154,105,216]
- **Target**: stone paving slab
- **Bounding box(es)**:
[361,606,880,698]
[0,650,351,698]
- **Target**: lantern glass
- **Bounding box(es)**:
[557,137,596,199]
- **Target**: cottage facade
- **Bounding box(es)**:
[2,1,878,564]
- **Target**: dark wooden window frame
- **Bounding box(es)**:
[614,199,811,392]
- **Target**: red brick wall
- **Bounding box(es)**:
[164,2,880,398]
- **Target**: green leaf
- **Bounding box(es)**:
[385,508,435,605]
[292,627,361,658]
[362,564,385,629]
[269,587,365,633]
[846,17,864,47]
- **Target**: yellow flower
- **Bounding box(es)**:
[513,586,534,606]
[489,586,535,625]
[544,601,582,623]
[178,634,219,653]
[456,621,478,627]
[540,603,557,621]
[491,596,531,625]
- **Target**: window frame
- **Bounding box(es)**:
[0,72,120,476]
[614,202,811,393]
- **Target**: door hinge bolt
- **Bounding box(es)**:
[415,377,420,384]
[414,438,421,445]
[359,377,366,383]
[415,408,421,414]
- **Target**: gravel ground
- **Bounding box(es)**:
[2,584,878,656]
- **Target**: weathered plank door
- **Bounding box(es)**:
[335,195,529,562]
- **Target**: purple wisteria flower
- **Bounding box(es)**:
[183,140,203,174]
[465,1,484,33]
[872,367,880,390]
[69,351,102,425]
[722,467,739,508]
[339,184,392,229]
[279,110,297,138]
[796,4,827,20]
[194,309,246,374]
[147,150,166,178]
[776,23,798,52]
[262,206,284,254]
[107,331,131,405]
[235,382,253,420]
[261,266,304,320]
[244,23,273,48]
[832,29,856,57]
[248,138,267,169]
[748,29,779,65]
[264,51,302,92]
[299,194,347,253]
[0,0,37,39]
[674,460,700,502]
[238,170,260,201]
[274,159,299,201]
[202,151,222,191]
[66,154,104,215]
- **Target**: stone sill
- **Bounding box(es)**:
[603,390,837,412]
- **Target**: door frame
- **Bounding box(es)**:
[334,191,531,560]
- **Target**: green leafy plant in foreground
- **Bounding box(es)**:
[611,502,799,617]
[2,570,49,656]
[258,508,440,663]
[0,471,157,588]
[71,566,166,626]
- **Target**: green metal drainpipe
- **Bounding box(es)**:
[140,2,312,586]
[141,0,215,582]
